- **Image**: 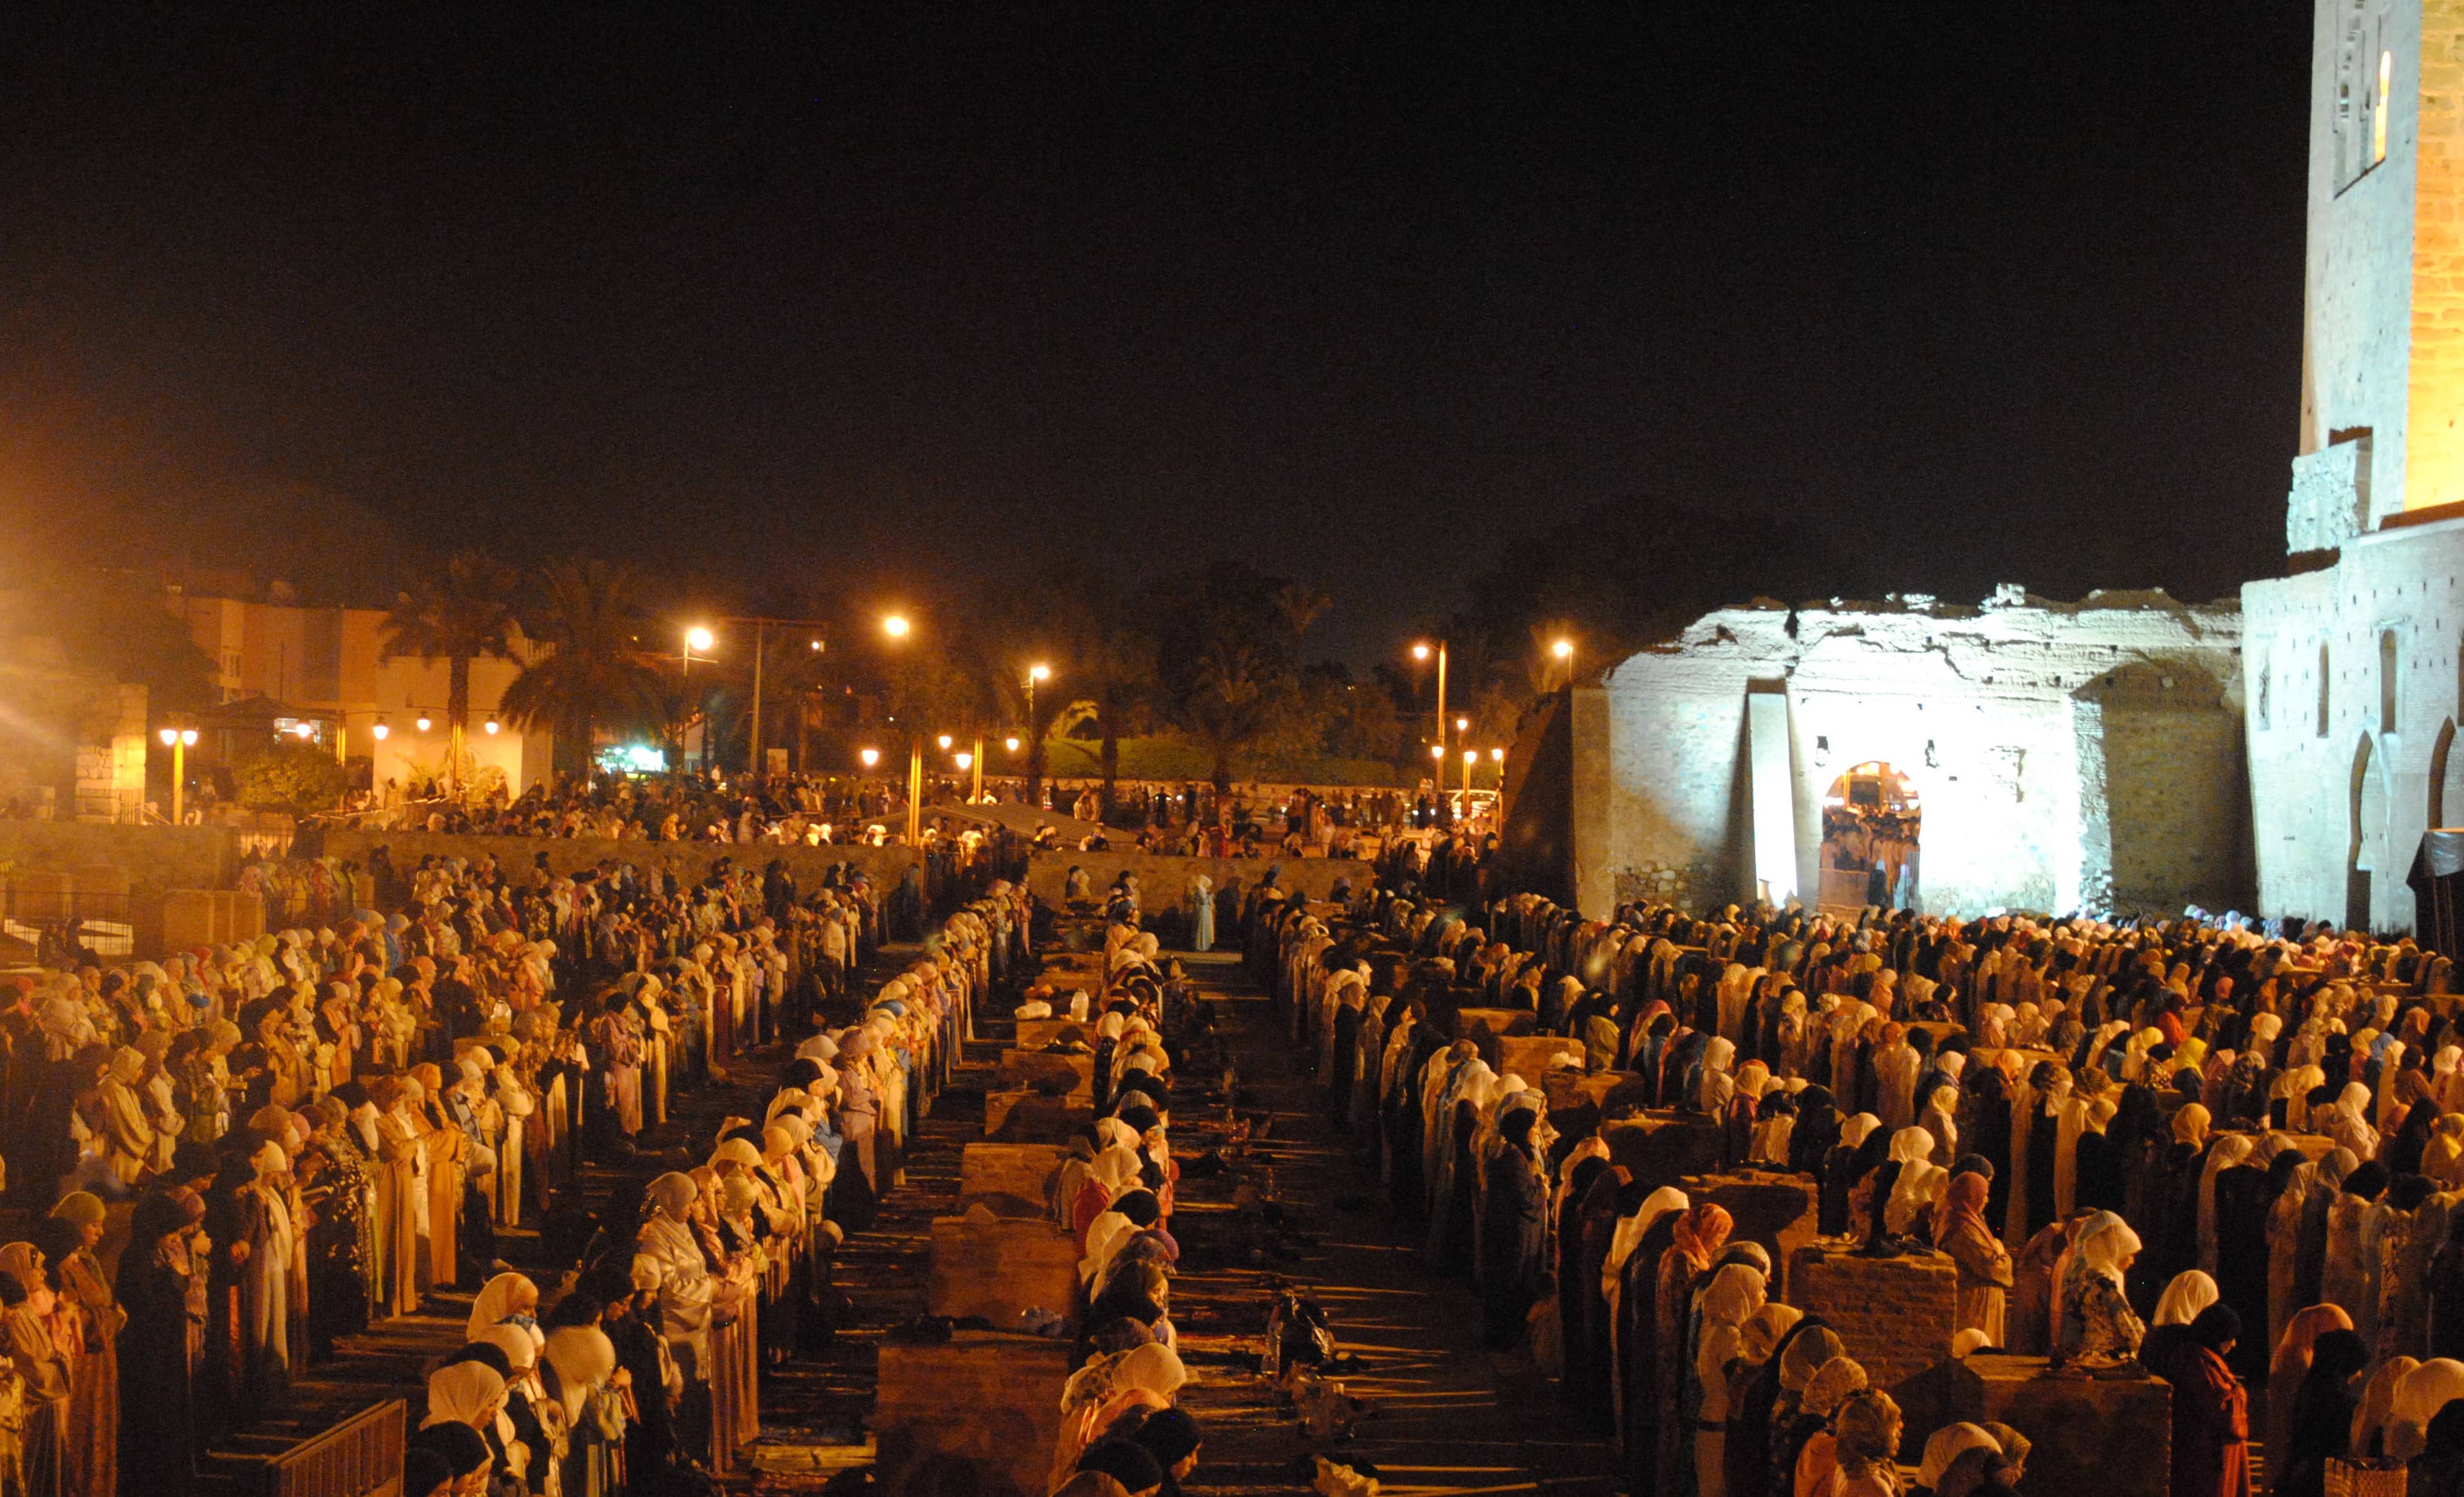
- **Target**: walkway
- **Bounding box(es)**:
[756,947,1618,1494]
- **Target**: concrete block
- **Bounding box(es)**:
[928,1209,1083,1333]
[874,1330,1072,1497]
[960,1144,1070,1219]
[1948,1355,2170,1497]
[161,890,219,952]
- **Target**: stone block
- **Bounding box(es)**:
[960,1144,1070,1219]
[928,1208,1083,1333]
[1496,1034,1585,1084]
[874,1330,1073,1497]
[1787,1247,1958,1428]
[162,890,220,952]
[1453,1006,1535,1040]
[1948,1355,2170,1497]
[1681,1173,1820,1299]
[1013,1018,1096,1053]
[1602,1112,1726,1194]
[985,1091,1092,1143]
[998,1050,1094,1102]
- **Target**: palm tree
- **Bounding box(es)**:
[1181,639,1278,803]
[381,549,519,793]
[499,558,664,784]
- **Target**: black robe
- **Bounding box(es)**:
[1618,1216,1679,1495]
[2212,1162,2272,1379]
[1563,1170,1621,1425]
[117,1237,195,1497]
[1481,1144,1547,1350]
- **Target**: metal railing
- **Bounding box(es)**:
[0,889,134,959]
[252,1398,404,1497]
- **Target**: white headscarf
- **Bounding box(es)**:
[2152,1270,2219,1328]
[420,1362,507,1430]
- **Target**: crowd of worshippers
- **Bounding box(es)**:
[1247,878,2464,1497]
[399,885,1031,1497]
[1003,890,1214,1497]
[0,838,1023,1497]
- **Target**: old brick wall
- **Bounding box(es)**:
[1018,849,1371,908]
[926,1211,1083,1332]
[1786,1247,1957,1415]
[1681,1174,1818,1301]
[874,1332,1072,1496]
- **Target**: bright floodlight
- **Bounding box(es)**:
[882,614,910,638]
[1411,643,1431,661]
[686,626,714,652]
[1553,639,1573,659]
[860,748,881,767]
[1029,663,1050,681]
[294,722,315,739]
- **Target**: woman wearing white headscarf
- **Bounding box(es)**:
[2063,1212,2145,1362]
[1692,1263,1766,1497]
[1914,1422,2004,1497]
[2385,1355,2464,1461]
[545,1323,623,1497]
[421,1359,507,1432]
[2326,1081,2381,1160]
[1918,1085,1959,1167]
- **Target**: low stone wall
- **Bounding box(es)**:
[1020,849,1372,909]
[322,829,921,894]
[0,822,239,954]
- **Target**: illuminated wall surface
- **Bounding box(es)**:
[1585,592,2247,919]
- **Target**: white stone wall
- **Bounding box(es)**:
[2246,515,2464,930]
[1596,591,2246,919]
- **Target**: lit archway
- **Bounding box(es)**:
[2352,734,2385,931]
[1818,761,1921,912]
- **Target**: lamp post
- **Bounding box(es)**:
[158,726,197,825]
[966,739,984,804]
[703,617,830,778]
[1412,640,1450,824]
[1553,636,1574,688]
[1025,663,1051,804]
[682,626,714,773]
[882,614,924,852]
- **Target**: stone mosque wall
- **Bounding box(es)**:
[1585,588,2248,920]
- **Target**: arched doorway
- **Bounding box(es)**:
[1819,760,1921,911]
[2352,735,2385,932]
[2435,719,2462,827]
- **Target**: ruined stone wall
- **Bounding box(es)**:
[1596,590,2246,918]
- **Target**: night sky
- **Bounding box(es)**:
[1,7,2312,664]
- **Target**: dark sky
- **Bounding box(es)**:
[1,6,2311,664]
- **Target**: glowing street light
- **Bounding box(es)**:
[882,614,910,639]
[372,718,391,741]
[1455,715,1469,733]
[1410,638,1452,824]
[483,719,500,735]
[860,747,881,769]
[1553,636,1577,688]
[1430,744,1444,760]
[955,751,974,771]
[937,734,953,750]
[293,722,316,740]
[158,726,198,823]
[415,714,433,732]
[1491,747,1505,762]
[686,626,714,654]
[1005,737,1021,753]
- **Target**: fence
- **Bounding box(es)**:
[0,887,134,959]
[252,1398,405,1497]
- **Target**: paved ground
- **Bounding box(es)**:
[209,937,1619,1496]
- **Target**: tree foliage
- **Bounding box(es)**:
[236,741,346,814]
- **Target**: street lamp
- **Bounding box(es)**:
[1462,748,1478,803]
[881,614,924,850]
[860,747,880,769]
[680,626,715,773]
[1023,662,1052,805]
[1005,737,1021,753]
[955,751,974,771]
[415,714,433,732]
[484,718,500,735]
[1553,636,1576,688]
[882,614,910,639]
[1412,639,1450,824]
[937,734,953,751]
[159,726,198,824]
[372,717,390,740]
